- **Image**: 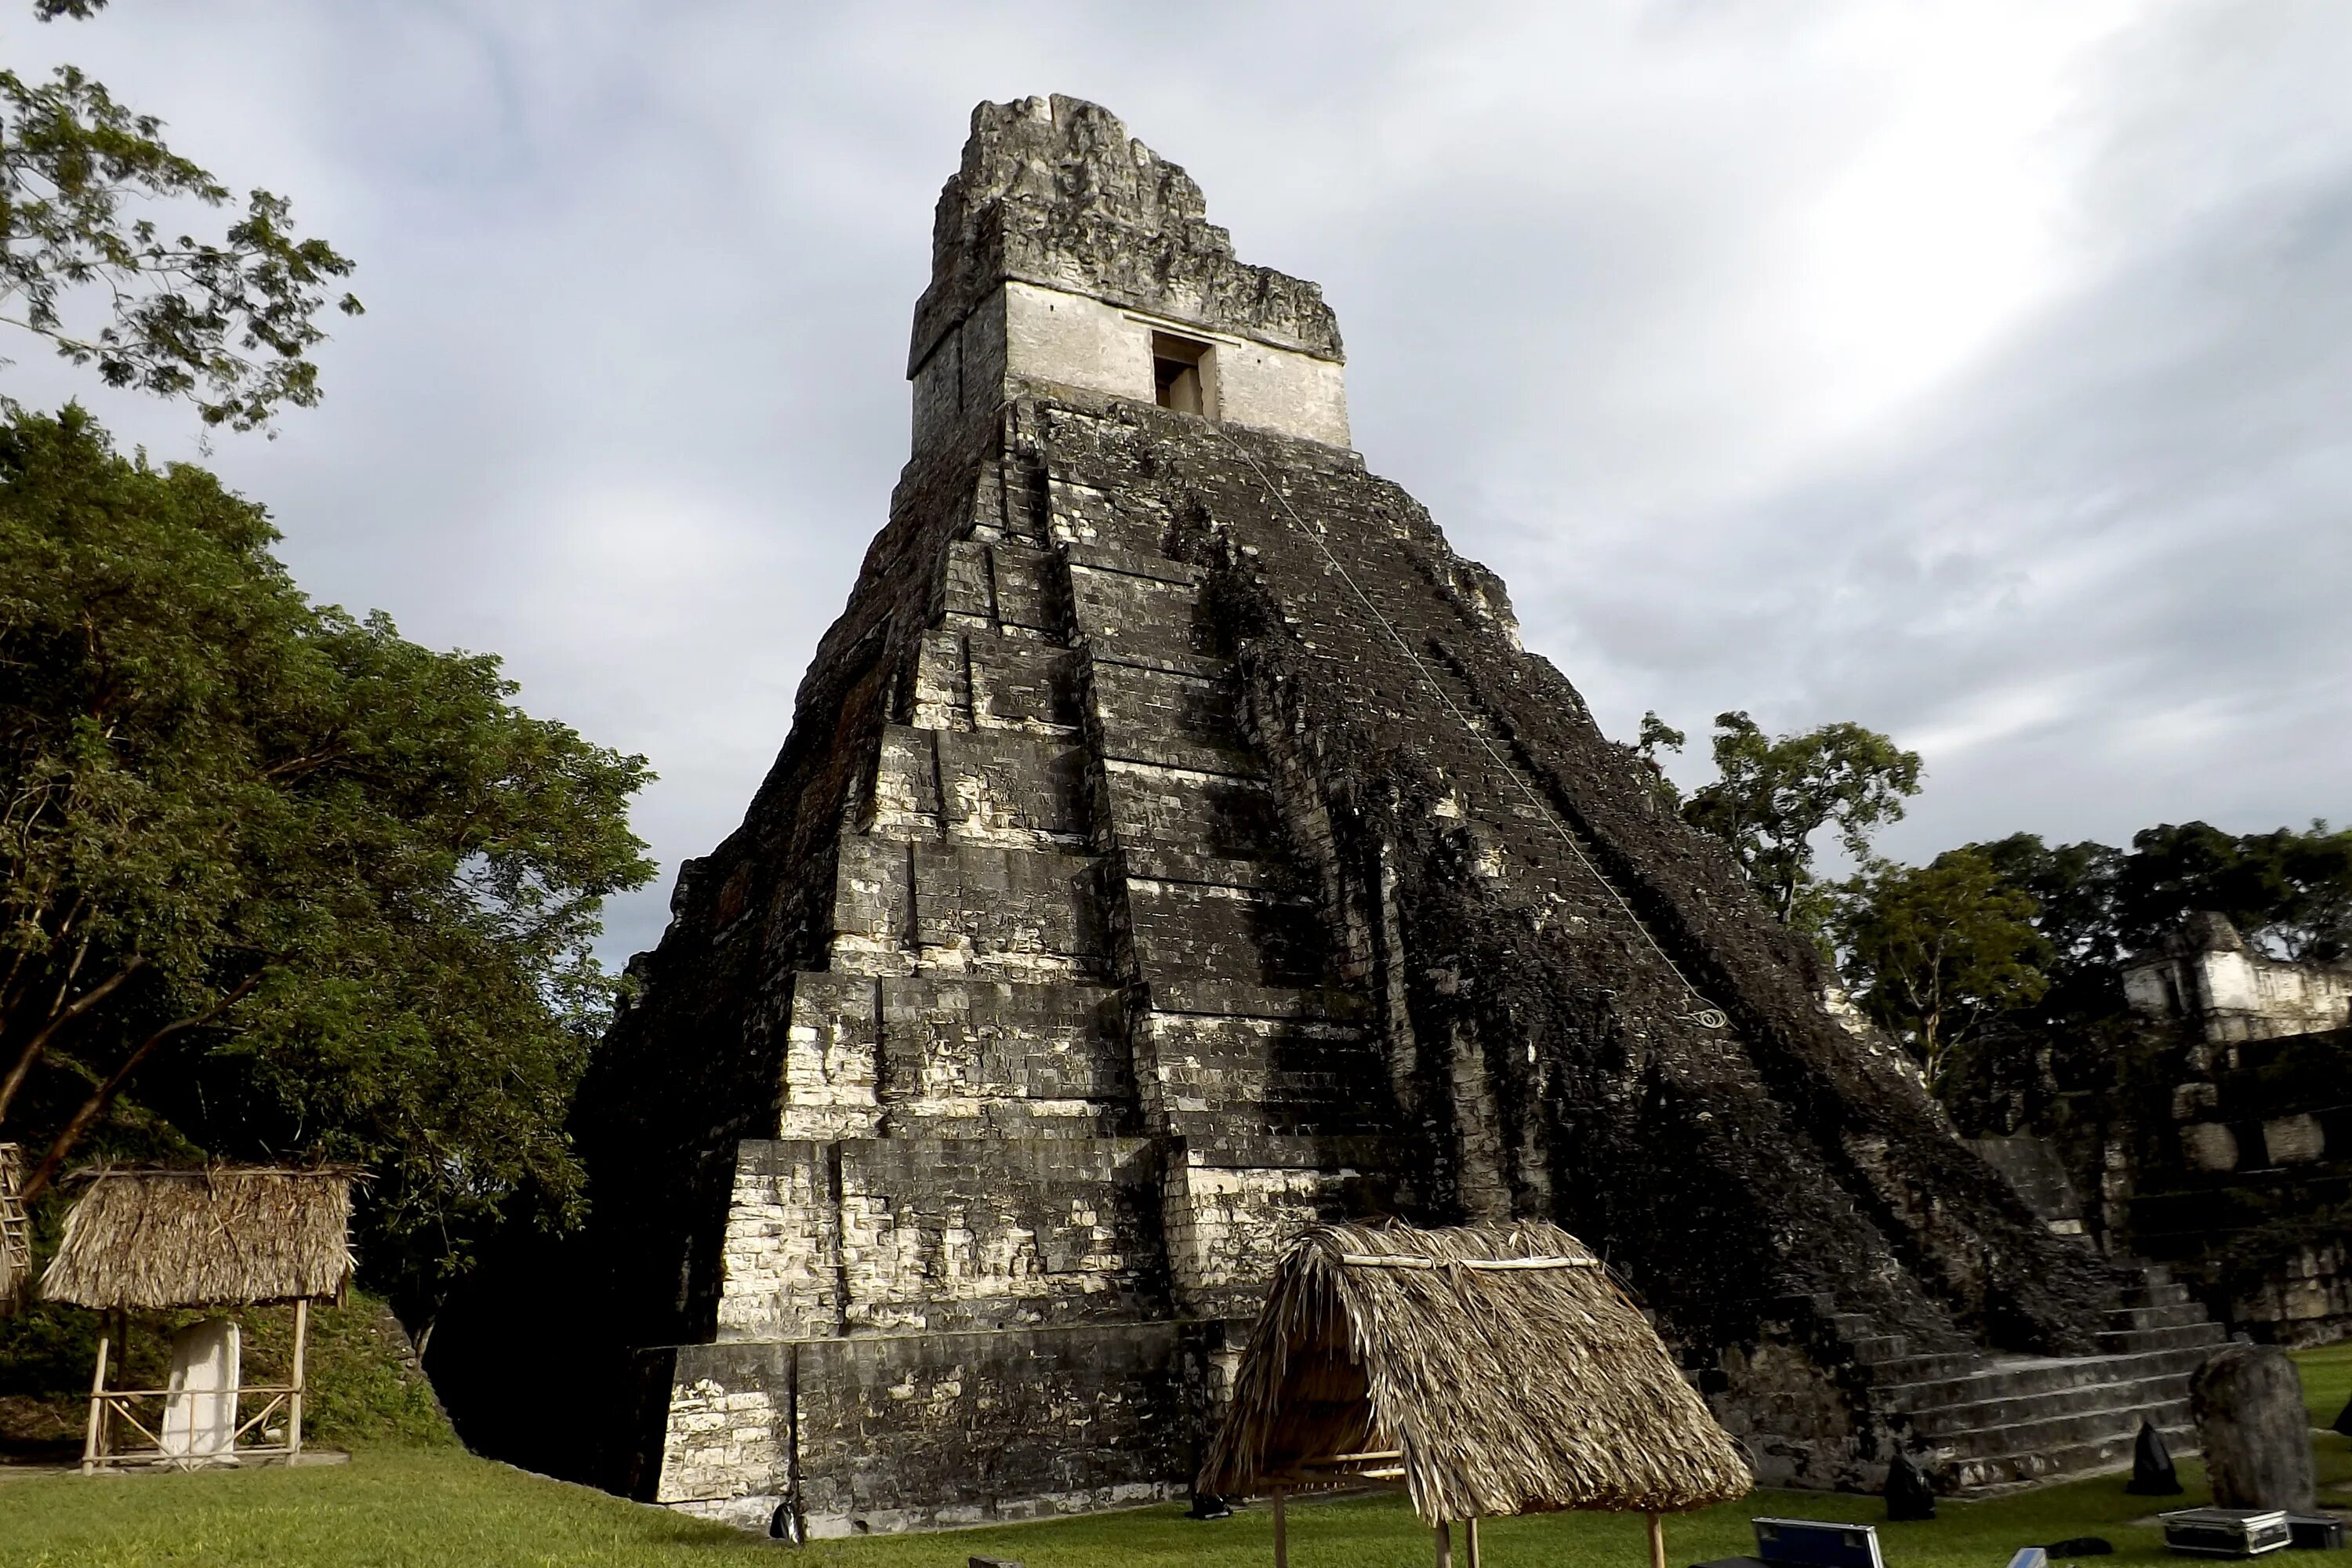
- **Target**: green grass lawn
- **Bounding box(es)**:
[2298,1341,2352,1429]
[2,1352,2346,1568]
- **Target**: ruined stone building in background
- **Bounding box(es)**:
[2125,912,2352,1047]
[2070,914,2352,1346]
[574,96,2227,1537]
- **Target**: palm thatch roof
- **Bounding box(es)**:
[1200,1219,1752,1523]
[39,1165,358,1310]
[0,1144,29,1314]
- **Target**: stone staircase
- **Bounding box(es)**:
[1852,1265,2224,1490]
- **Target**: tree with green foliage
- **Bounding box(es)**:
[1870,822,2352,1127]
[1969,822,2352,982]
[0,408,652,1325]
[1628,708,1686,801]
[2113,820,2352,962]
[1835,850,2050,1092]
[1965,832,2128,1024]
[3,0,358,430]
[1681,710,1923,928]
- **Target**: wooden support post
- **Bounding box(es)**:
[288,1298,309,1458]
[1436,1519,1454,1568]
[1649,1511,1668,1568]
[82,1327,111,1474]
[1272,1487,1288,1568]
[1466,1515,1483,1567]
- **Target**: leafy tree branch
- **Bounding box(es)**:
[1679,710,1922,930]
[2,16,359,430]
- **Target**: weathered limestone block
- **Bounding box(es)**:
[1122,877,1326,987]
[717,1142,844,1341]
[870,726,945,837]
[1066,561,1214,664]
[873,725,1092,849]
[913,630,1087,735]
[1099,760,1280,858]
[935,731,1091,847]
[2192,1343,2315,1512]
[1708,1334,1867,1491]
[969,634,1080,731]
[2231,1243,2352,1346]
[938,539,1064,636]
[779,973,883,1139]
[909,843,1108,975]
[654,1342,792,1519]
[989,545,1062,634]
[791,1325,1186,1536]
[1131,1011,1383,1142]
[1086,659,1247,764]
[1044,475,1120,545]
[912,630,976,731]
[2263,1113,2325,1164]
[942,539,997,628]
[1160,1150,1388,1316]
[877,976,1131,1132]
[833,1138,1163,1331]
[830,837,914,975]
[2182,1121,2241,1172]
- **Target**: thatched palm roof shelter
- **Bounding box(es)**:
[1202,1220,1751,1541]
[0,1144,29,1314]
[41,1166,357,1311]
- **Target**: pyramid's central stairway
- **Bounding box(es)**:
[576,95,2223,1537]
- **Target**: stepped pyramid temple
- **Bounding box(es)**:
[576,96,2225,1537]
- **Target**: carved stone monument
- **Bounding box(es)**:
[2192,1343,2317,1513]
[159,1317,241,1463]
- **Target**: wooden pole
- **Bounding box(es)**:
[1466,1515,1483,1567]
[1436,1519,1454,1568]
[82,1327,111,1474]
[1272,1487,1288,1568]
[288,1298,309,1458]
[1649,1511,1668,1568]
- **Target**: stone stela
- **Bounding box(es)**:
[578,94,2227,1537]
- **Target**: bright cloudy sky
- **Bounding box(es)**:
[10,2,2350,964]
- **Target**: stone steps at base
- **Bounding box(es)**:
[1922,1397,2192,1465]
[2130,1283,2195,1307]
[1868,1323,2220,1494]
[1948,1424,2198,1493]
[1874,1345,2216,1407]
[2107,1301,2213,1330]
[2097,1323,2230,1354]
[1897,1372,2198,1433]
[1864,1350,1987,1385]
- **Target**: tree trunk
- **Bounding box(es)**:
[20,972,257,1197]
[0,956,145,1124]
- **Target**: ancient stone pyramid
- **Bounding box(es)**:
[578,95,2218,1537]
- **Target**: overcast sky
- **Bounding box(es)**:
[10,2,2350,964]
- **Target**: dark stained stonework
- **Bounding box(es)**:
[573,95,2223,1536]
